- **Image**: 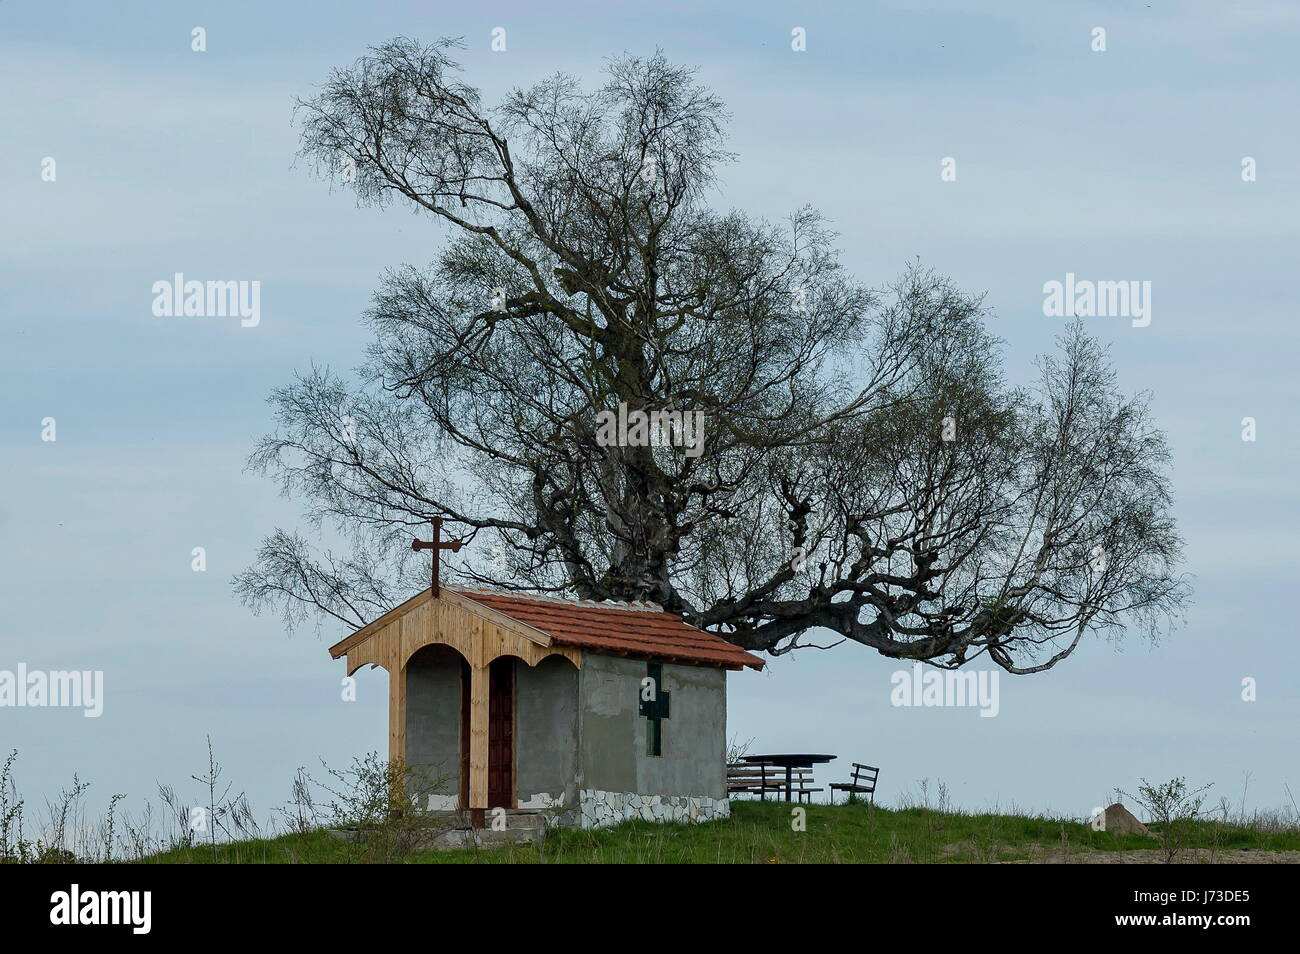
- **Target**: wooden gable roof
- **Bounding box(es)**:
[328,586,764,672]
[458,588,765,670]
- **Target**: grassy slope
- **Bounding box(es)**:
[142,800,1300,864]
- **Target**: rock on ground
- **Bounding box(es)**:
[1103,802,1154,837]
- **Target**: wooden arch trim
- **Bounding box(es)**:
[329,588,557,666]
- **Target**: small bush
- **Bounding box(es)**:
[1121,777,1213,863]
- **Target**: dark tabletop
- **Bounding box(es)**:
[740,754,836,767]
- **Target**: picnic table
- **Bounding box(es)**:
[740,753,836,802]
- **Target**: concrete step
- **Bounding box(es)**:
[475,827,546,847]
[421,826,545,850]
[495,810,547,830]
[421,808,550,830]
[327,809,552,851]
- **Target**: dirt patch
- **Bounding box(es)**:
[939,841,1037,862]
[1003,846,1300,864]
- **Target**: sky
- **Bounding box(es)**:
[3,1,1298,833]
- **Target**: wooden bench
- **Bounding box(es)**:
[727,762,782,799]
[727,763,824,802]
[783,768,824,803]
[829,763,879,805]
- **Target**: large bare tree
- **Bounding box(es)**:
[236,38,1189,673]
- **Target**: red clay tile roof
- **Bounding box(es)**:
[452,587,764,671]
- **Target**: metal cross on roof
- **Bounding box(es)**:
[411,517,462,598]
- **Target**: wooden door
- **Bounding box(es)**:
[487,657,515,808]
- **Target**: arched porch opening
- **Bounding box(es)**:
[403,643,470,812]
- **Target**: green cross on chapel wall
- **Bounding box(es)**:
[639,662,670,757]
